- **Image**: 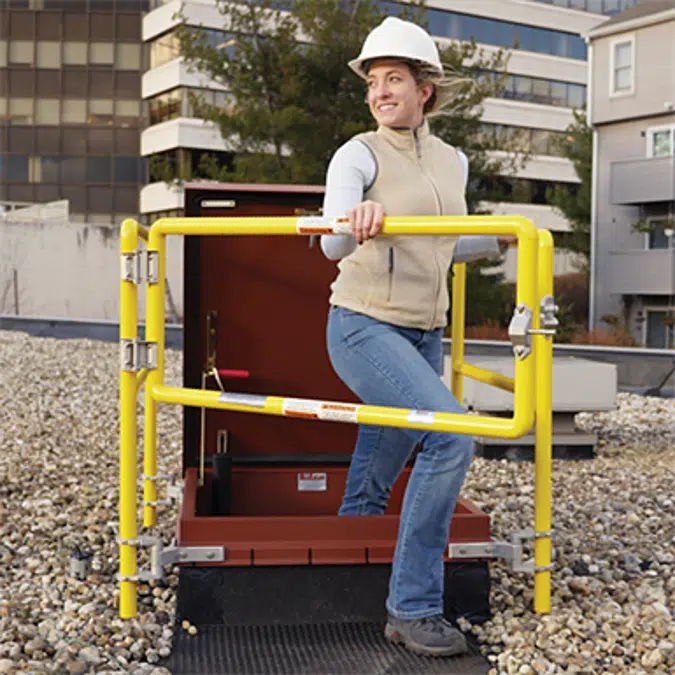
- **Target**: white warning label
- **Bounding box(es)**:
[282,398,321,419]
[408,410,436,425]
[319,402,359,423]
[298,472,327,492]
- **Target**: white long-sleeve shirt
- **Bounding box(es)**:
[320,138,499,263]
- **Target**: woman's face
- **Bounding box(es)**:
[365,58,433,129]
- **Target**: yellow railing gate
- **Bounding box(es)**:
[118,215,556,620]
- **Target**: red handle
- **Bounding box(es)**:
[216,368,250,379]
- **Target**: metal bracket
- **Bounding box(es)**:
[120,250,159,285]
[146,251,159,285]
[448,529,555,575]
[508,304,533,360]
[508,297,559,358]
[121,251,142,284]
[534,294,559,335]
[120,339,158,372]
[117,538,225,582]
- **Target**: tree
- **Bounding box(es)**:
[547,108,592,275]
[171,0,523,192]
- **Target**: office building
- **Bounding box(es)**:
[0,0,149,225]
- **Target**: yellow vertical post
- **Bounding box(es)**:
[534,229,554,613]
[119,219,139,618]
[450,262,467,401]
[143,228,166,528]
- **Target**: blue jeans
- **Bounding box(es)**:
[326,306,474,620]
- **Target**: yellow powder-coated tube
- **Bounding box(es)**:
[450,262,467,402]
[151,385,534,439]
[458,362,515,393]
[534,230,554,613]
[119,219,138,619]
[143,229,166,528]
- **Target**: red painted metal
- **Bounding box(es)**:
[216,369,250,379]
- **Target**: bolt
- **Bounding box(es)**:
[179,551,187,560]
[206,552,215,560]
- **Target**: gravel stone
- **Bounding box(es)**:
[1,330,674,673]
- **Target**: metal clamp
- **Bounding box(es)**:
[508,304,533,360]
[118,539,225,582]
[120,339,158,372]
[448,529,555,575]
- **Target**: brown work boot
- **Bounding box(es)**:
[384,613,468,657]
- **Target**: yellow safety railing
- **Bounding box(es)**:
[118,215,554,619]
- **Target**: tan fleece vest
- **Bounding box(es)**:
[329,121,468,330]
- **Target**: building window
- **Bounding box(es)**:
[61,99,87,124]
[63,42,88,66]
[115,43,142,70]
[90,42,115,66]
[9,41,33,65]
[36,41,61,69]
[149,31,180,69]
[35,99,60,125]
[648,126,674,158]
[646,311,675,349]
[611,36,634,96]
[645,218,672,250]
[8,98,34,125]
[7,156,29,182]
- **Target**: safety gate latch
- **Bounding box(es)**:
[447,529,555,574]
[507,296,558,360]
[120,338,158,371]
[118,537,225,582]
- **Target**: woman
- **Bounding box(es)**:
[320,17,500,658]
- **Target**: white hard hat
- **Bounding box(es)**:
[348,17,443,80]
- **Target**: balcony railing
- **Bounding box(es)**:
[610,156,675,205]
[607,248,675,295]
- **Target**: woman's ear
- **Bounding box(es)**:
[419,82,434,107]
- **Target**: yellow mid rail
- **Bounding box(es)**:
[119,215,554,619]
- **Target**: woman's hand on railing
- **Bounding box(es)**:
[346,200,386,244]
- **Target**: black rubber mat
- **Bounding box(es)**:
[164,621,490,675]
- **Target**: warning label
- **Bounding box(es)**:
[282,399,320,419]
[319,402,359,423]
[298,472,327,492]
[296,217,331,235]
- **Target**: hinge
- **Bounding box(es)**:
[121,251,142,284]
[120,250,159,285]
[120,338,158,372]
[448,529,555,574]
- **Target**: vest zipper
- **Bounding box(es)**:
[412,128,444,330]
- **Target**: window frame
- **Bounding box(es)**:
[609,34,635,98]
[646,124,674,158]
[643,216,673,251]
